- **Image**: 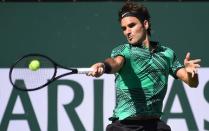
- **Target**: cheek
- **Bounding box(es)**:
[134,28,144,37]
[133,27,146,43]
[136,26,144,34]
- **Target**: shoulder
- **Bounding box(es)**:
[157,43,176,57]
[111,43,129,57]
[112,44,129,52]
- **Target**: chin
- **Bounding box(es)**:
[129,41,138,45]
[128,39,139,45]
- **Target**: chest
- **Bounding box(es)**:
[128,47,170,75]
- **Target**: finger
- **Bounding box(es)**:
[87,67,96,76]
[194,68,198,74]
[190,59,201,64]
[94,67,105,77]
[87,71,93,76]
[184,52,190,64]
[194,64,201,68]
[185,52,190,61]
[88,68,97,77]
[94,72,102,78]
[98,67,104,74]
[191,71,194,78]
[188,63,201,69]
[93,70,98,76]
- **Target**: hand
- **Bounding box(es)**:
[87,62,105,77]
[184,52,201,77]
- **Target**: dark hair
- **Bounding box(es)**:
[118,1,151,36]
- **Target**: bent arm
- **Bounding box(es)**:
[103,56,125,73]
[176,52,201,88]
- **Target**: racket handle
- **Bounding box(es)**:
[77,68,94,74]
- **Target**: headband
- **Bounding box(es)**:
[121,11,138,19]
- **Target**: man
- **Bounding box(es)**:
[88,1,201,131]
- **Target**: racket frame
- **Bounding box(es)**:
[9,53,80,91]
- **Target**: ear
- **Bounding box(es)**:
[143,20,149,30]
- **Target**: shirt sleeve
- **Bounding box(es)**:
[111,44,127,58]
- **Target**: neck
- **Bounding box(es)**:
[142,34,150,48]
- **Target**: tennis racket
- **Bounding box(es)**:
[9,53,93,91]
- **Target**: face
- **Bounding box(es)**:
[121,16,148,45]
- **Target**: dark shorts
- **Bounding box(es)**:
[106,117,171,131]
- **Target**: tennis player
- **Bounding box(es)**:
[88,1,201,131]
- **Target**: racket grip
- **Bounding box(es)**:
[77,68,94,74]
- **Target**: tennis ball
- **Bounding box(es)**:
[29,60,40,71]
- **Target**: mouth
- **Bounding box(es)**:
[127,36,132,41]
[128,38,133,43]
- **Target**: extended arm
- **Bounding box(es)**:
[87,56,125,77]
[176,52,201,87]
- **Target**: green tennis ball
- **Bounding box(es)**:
[29,60,40,71]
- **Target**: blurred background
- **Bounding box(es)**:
[0,1,209,131]
[0,0,208,67]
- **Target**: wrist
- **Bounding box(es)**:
[102,62,112,73]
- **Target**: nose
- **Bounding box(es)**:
[124,28,131,36]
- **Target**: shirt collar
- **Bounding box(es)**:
[129,41,159,52]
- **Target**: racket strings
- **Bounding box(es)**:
[10,55,56,90]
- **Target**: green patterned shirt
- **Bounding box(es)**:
[111,42,183,120]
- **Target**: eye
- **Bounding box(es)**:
[121,26,126,31]
[128,23,136,28]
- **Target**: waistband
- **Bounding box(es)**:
[109,116,160,122]
[126,116,160,121]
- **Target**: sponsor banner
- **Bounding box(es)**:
[0,68,208,131]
